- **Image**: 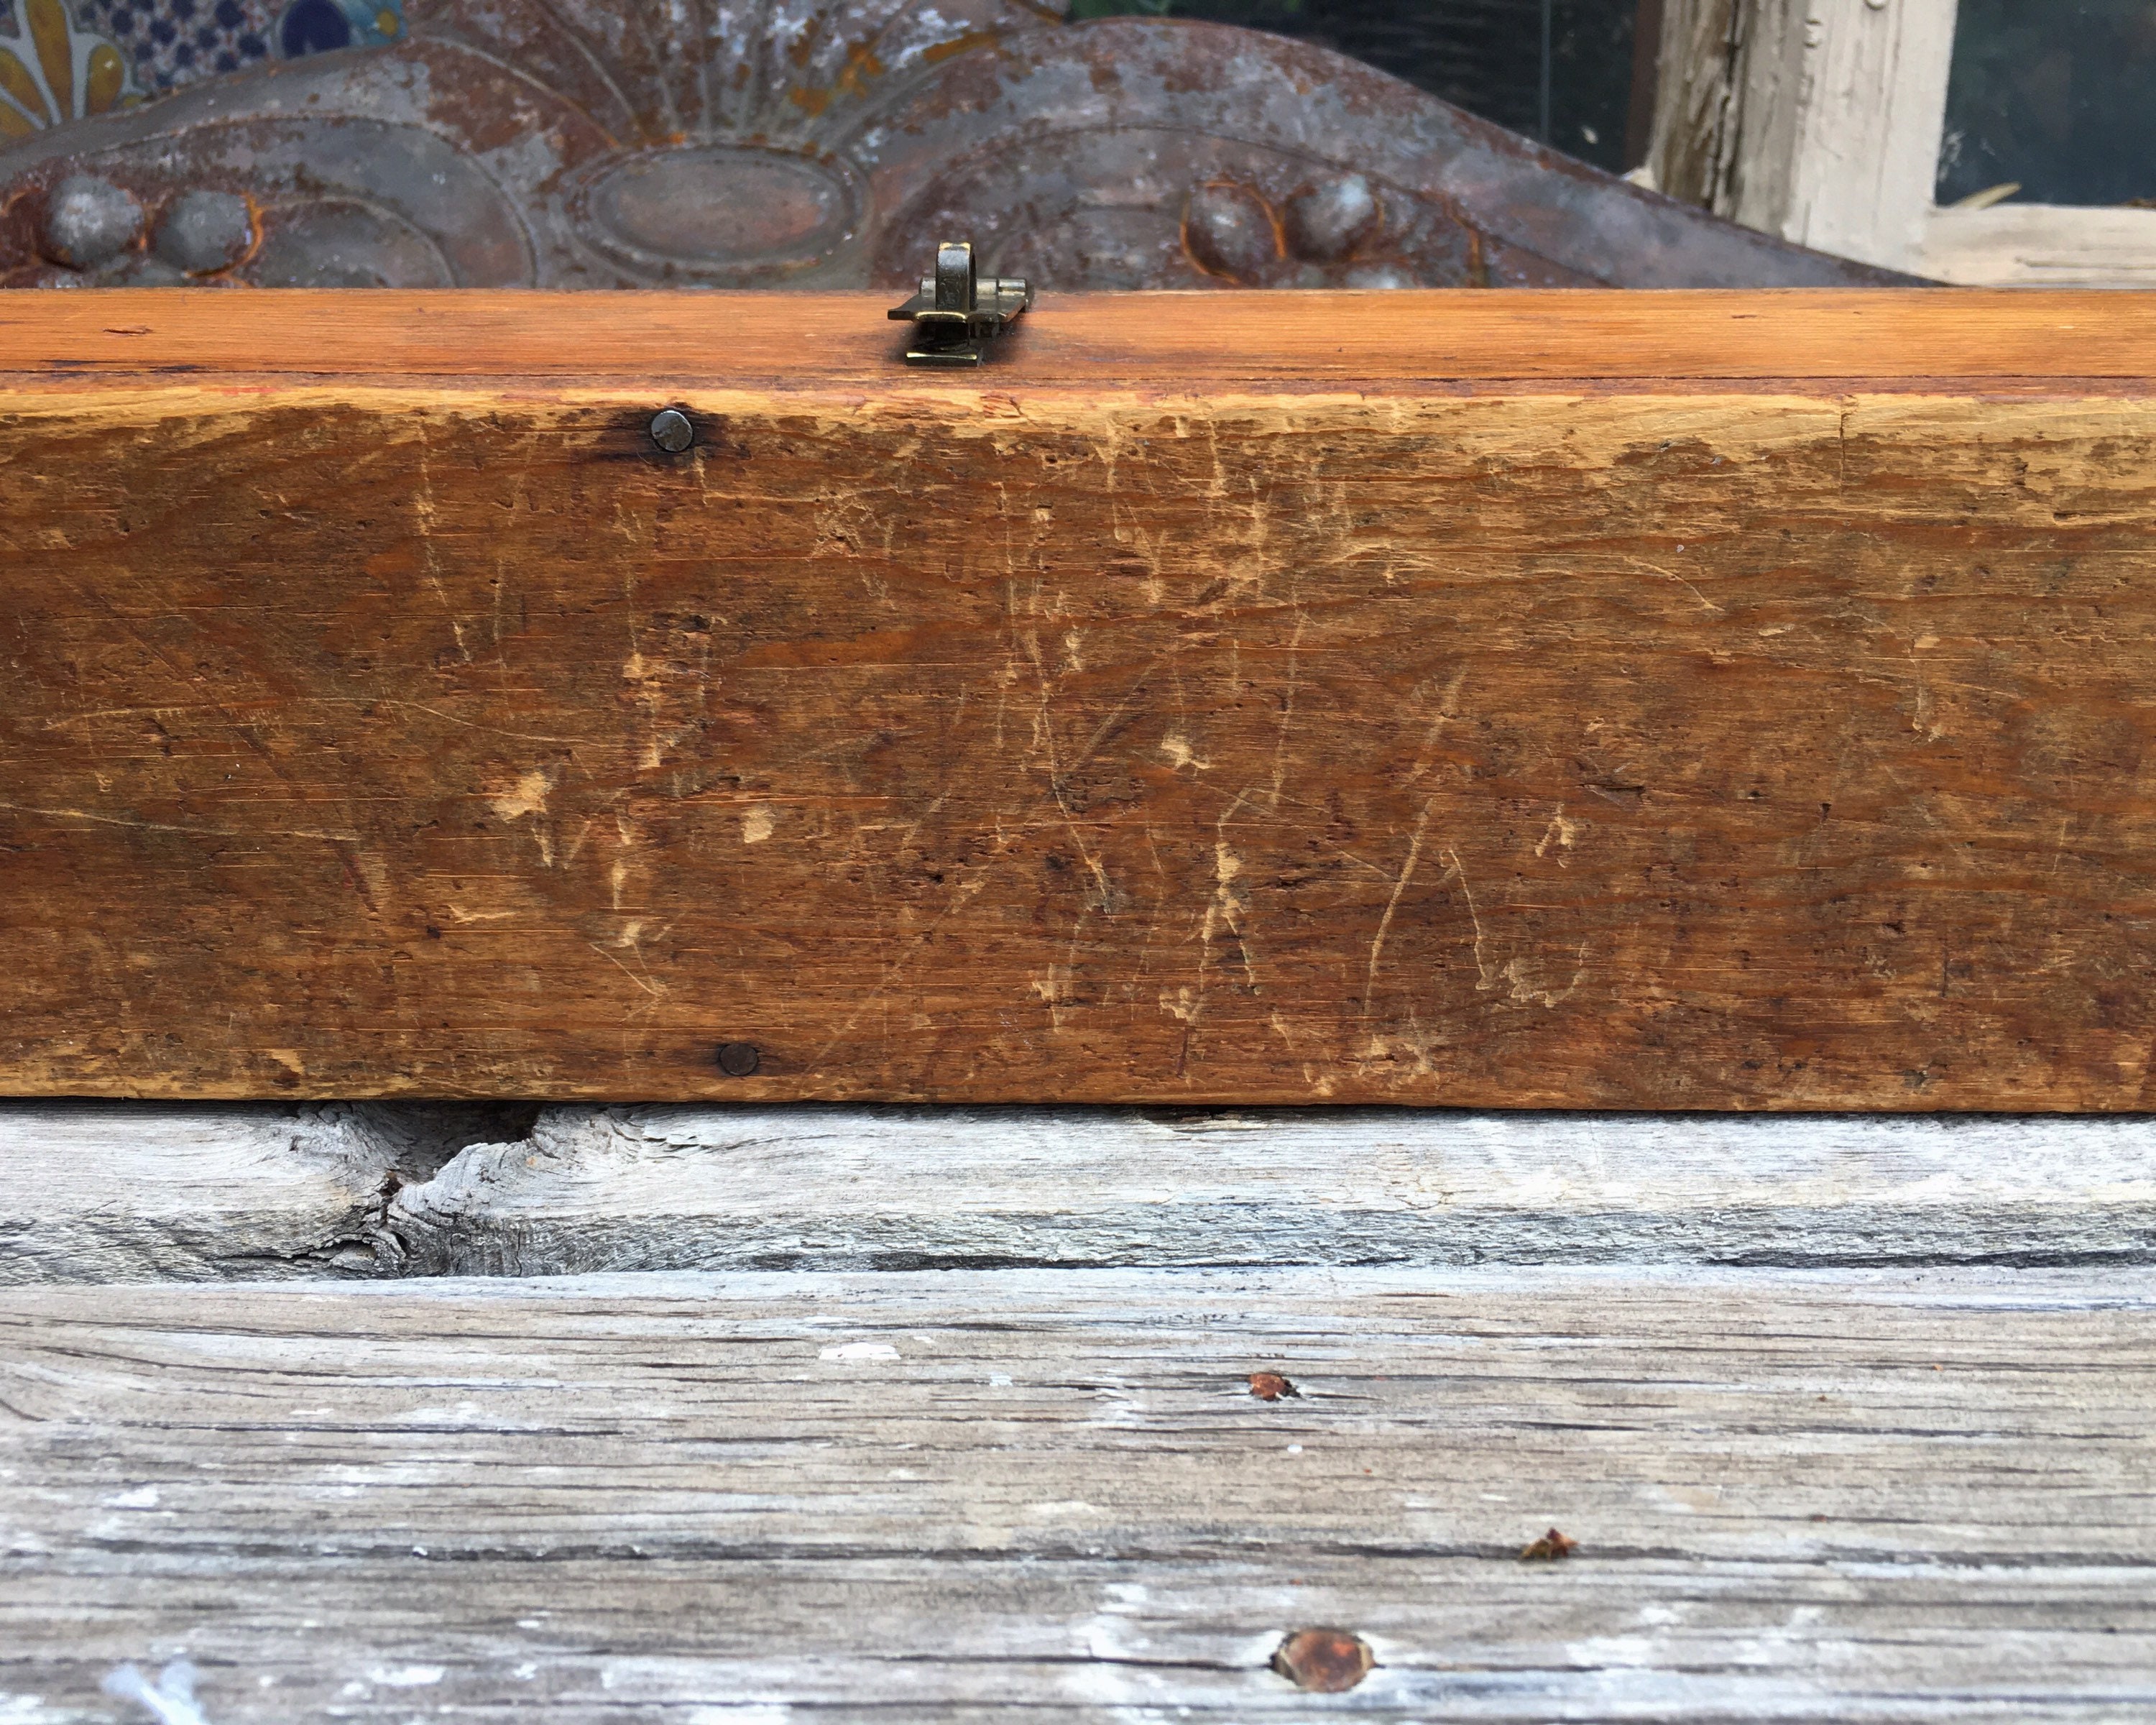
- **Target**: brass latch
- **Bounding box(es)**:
[888,241,1031,367]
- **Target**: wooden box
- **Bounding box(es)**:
[4,289,2154,1108]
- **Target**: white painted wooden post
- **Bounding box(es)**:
[1726,0,1959,271]
[1647,0,2156,285]
[1650,0,1958,273]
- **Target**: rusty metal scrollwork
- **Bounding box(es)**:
[0,1,1911,290]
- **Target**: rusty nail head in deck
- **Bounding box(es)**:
[717,1041,760,1077]
[1271,1628,1374,1692]
[649,408,694,453]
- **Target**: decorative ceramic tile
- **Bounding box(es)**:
[0,0,407,124]
[0,0,140,134]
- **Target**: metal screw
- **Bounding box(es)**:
[716,1041,760,1077]
[649,408,694,454]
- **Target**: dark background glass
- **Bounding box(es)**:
[1067,0,1644,175]
[1937,0,2156,206]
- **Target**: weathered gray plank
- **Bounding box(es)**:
[6,1103,2154,1282]
[4,1268,2153,1721]
[0,1102,537,1284]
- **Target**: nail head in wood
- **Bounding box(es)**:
[715,1041,760,1077]
[648,408,694,453]
[1271,1627,1374,1693]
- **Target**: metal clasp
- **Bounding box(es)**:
[888,241,1031,367]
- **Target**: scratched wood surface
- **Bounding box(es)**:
[7,289,2156,1105]
[5,1267,2153,1722]
[5,288,2156,381]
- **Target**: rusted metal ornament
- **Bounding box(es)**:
[0,1,1913,290]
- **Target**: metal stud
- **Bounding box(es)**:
[649,408,694,453]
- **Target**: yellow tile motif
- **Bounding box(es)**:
[0,0,139,133]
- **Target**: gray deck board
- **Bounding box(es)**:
[7,1103,2155,1281]
[4,1266,2153,1721]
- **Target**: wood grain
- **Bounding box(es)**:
[1642,0,1737,211]
[4,1269,2152,1721]
[8,290,2156,1105]
[1923,204,2156,290]
[9,1102,2155,1282]
[3,288,2156,383]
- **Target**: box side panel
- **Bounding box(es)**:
[3,384,2152,1105]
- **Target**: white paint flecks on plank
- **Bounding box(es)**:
[99,1662,208,1725]
[1,1267,2152,1721]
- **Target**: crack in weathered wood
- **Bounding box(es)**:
[7,1103,2154,1282]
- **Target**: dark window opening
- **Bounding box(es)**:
[1066,0,1647,175]
[1938,0,2156,208]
